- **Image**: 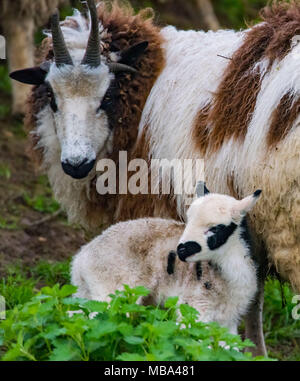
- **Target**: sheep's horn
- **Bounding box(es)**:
[51,10,73,66]
[108,63,137,74]
[81,0,101,67]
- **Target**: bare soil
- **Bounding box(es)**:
[0,94,87,276]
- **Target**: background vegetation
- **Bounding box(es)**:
[0,0,299,361]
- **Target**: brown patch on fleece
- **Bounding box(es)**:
[115,125,179,222]
[97,1,165,160]
[80,179,115,231]
[193,1,300,154]
[268,91,300,148]
[24,84,48,166]
[226,174,240,199]
[261,1,300,64]
[192,103,211,155]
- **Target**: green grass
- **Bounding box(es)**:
[31,260,71,287]
[0,65,11,95]
[0,267,36,310]
[0,216,19,230]
[23,193,60,214]
[0,164,11,180]
[263,278,300,360]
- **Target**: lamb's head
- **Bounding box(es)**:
[177,183,262,263]
[9,0,148,179]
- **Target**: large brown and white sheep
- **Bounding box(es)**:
[9,0,300,355]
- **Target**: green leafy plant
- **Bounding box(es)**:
[0,216,18,230]
[0,164,11,179]
[30,260,71,287]
[23,193,60,214]
[0,267,36,310]
[0,65,11,94]
[0,284,272,361]
[263,278,300,360]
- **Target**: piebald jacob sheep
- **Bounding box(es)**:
[10,0,300,354]
[71,187,261,334]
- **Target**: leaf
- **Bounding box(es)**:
[1,344,25,361]
[164,297,179,309]
[179,304,199,322]
[132,286,150,297]
[49,339,81,361]
[86,321,118,340]
[40,325,67,341]
[117,352,146,361]
[58,285,77,298]
[124,336,144,345]
[82,300,108,313]
[117,322,133,336]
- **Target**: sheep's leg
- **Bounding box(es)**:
[3,17,35,115]
[245,273,267,357]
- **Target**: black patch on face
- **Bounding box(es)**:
[195,262,202,280]
[204,281,212,290]
[167,251,176,275]
[177,241,202,262]
[207,222,237,250]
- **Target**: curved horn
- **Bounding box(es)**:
[51,10,73,66]
[108,63,137,74]
[81,0,101,67]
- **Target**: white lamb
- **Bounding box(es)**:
[71,185,261,334]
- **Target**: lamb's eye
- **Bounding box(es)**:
[96,103,102,114]
[209,227,217,234]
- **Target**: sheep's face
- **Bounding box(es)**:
[9,0,148,180]
[45,63,113,179]
[177,190,262,262]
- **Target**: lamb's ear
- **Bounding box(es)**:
[232,190,262,218]
[196,181,210,198]
[120,41,149,66]
[9,66,48,85]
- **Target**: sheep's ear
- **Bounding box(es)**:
[120,41,149,66]
[196,181,210,198]
[232,189,262,218]
[9,66,48,85]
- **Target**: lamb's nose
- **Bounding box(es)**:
[177,241,201,262]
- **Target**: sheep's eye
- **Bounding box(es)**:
[47,88,58,113]
[209,227,218,234]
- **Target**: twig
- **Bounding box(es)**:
[217,54,232,61]
[22,208,63,228]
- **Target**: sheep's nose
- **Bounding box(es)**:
[177,241,201,262]
[61,158,95,179]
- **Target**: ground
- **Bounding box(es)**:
[0,90,87,275]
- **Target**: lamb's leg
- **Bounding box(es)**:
[245,270,267,357]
